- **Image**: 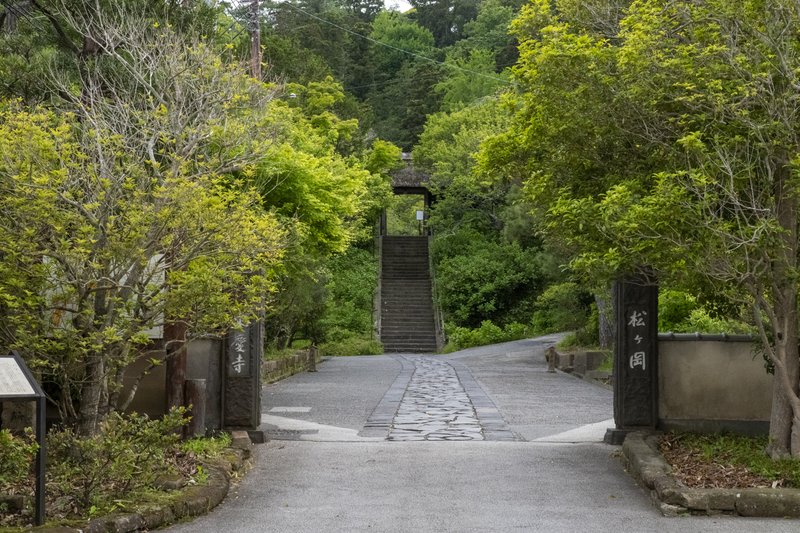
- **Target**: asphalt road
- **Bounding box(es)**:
[165,336,798,532]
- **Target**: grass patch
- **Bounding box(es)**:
[181,432,232,458]
[661,432,800,488]
[596,352,613,373]
[443,321,531,352]
[556,332,602,353]
[264,347,307,361]
[320,335,382,356]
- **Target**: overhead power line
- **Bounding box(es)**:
[263,0,511,85]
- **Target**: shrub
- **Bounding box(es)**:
[319,247,378,341]
[47,409,188,515]
[321,336,383,356]
[531,281,591,335]
[434,233,545,327]
[658,290,700,331]
[0,428,38,488]
[444,320,531,351]
[678,308,753,335]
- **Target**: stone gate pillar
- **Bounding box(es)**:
[604,274,658,444]
[223,320,263,431]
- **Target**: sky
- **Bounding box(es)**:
[385,0,413,12]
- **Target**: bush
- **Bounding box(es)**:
[319,247,378,341]
[434,232,545,327]
[531,282,591,335]
[321,336,383,356]
[678,308,753,334]
[0,429,38,488]
[444,320,531,352]
[658,290,700,331]
[47,409,188,515]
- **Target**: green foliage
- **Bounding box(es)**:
[0,429,38,488]
[386,195,425,236]
[435,49,508,112]
[658,290,700,332]
[320,335,383,356]
[531,282,591,335]
[456,0,519,70]
[370,11,435,74]
[434,231,547,327]
[181,432,233,458]
[318,247,379,341]
[444,320,530,351]
[409,0,479,47]
[658,290,752,334]
[47,409,188,515]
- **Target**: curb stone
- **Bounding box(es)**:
[34,439,253,532]
[622,431,800,517]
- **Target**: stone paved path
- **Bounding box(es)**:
[388,357,482,441]
[360,355,519,441]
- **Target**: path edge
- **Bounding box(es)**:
[623,431,800,517]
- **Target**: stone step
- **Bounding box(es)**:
[381,317,435,324]
[382,345,438,353]
[381,313,435,320]
[380,235,437,352]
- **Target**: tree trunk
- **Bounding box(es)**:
[595,287,615,350]
[249,0,261,79]
[164,321,188,413]
[768,332,799,457]
[767,155,800,457]
[77,355,105,437]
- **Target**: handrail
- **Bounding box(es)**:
[427,235,447,351]
[373,231,383,342]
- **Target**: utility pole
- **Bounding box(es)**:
[249,0,262,79]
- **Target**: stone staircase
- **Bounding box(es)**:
[380,236,438,353]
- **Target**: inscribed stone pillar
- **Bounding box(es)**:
[223,320,263,430]
[605,274,658,444]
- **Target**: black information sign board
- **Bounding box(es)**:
[0,352,46,525]
[605,276,658,445]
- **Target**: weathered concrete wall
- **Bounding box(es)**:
[658,339,772,434]
[121,342,167,419]
[122,338,222,425]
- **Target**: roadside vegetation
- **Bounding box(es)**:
[3,0,800,521]
[0,410,232,528]
[661,433,800,489]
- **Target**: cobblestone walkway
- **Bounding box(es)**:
[387,357,484,441]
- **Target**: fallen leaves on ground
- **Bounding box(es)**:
[659,433,777,489]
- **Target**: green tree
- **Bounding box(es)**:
[435,49,508,112]
[489,0,800,457]
[409,0,479,47]
[0,105,283,437]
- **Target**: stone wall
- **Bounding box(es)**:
[263,351,322,384]
[658,338,772,435]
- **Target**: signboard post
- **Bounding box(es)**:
[604,275,658,445]
[0,352,46,525]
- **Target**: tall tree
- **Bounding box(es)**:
[409,0,479,47]
[487,0,800,456]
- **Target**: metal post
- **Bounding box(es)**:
[34,397,45,526]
